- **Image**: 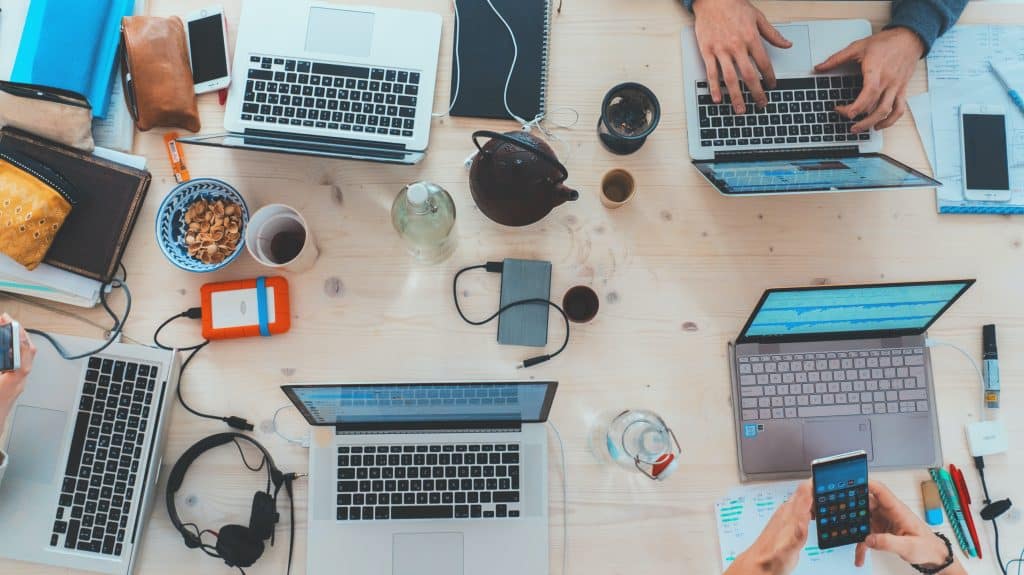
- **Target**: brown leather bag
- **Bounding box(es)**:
[120,16,200,132]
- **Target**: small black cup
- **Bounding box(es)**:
[563,286,600,324]
[598,82,661,155]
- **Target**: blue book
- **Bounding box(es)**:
[11,0,135,118]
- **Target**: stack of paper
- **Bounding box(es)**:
[910,25,1024,214]
[0,147,146,308]
[715,481,868,574]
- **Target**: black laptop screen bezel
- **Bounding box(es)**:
[692,152,941,196]
[735,279,975,344]
[281,381,559,430]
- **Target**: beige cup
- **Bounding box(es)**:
[600,169,636,208]
[245,204,319,272]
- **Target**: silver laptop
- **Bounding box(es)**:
[729,280,974,481]
[0,334,180,573]
[282,381,555,575]
[682,20,940,195]
[179,1,442,164]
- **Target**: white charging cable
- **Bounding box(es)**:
[272,404,309,448]
[925,338,986,421]
[547,420,569,575]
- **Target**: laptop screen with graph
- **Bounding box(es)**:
[737,280,974,343]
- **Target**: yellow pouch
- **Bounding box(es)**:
[0,151,75,270]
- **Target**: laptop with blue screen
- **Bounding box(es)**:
[281,381,556,575]
[729,280,974,481]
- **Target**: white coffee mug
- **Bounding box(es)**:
[245,204,319,272]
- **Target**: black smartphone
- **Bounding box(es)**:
[811,450,869,549]
[0,321,21,372]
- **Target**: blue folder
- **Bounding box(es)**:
[11,0,135,119]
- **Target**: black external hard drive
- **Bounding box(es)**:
[497,258,551,347]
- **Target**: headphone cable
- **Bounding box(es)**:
[154,309,253,431]
[453,263,570,368]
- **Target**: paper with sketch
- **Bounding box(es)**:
[928,25,1024,89]
[715,481,868,575]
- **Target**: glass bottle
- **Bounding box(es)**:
[391,181,457,264]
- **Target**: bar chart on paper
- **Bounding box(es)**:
[715,481,868,574]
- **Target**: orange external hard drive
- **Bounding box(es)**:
[200,276,290,340]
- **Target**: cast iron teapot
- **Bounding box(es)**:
[469,130,579,227]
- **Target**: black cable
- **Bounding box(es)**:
[232,439,267,473]
[453,263,571,368]
[154,309,253,431]
[27,278,132,360]
[975,456,1010,575]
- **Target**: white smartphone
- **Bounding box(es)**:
[960,104,1012,202]
[184,5,231,94]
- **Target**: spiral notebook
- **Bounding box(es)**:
[449,0,550,121]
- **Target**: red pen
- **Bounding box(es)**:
[950,464,982,559]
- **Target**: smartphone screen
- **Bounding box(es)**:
[187,13,228,84]
[0,323,14,372]
[962,113,1010,191]
[812,450,869,549]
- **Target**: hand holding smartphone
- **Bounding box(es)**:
[184,5,231,94]
[0,320,21,373]
[812,450,869,549]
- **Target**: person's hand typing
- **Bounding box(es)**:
[854,481,967,574]
[725,479,813,575]
[692,0,792,114]
[814,27,925,133]
[0,313,35,430]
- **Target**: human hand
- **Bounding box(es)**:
[692,0,792,114]
[814,27,925,133]
[726,479,812,575]
[854,481,965,573]
[0,313,35,428]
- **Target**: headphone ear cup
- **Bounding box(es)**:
[248,491,279,541]
[216,524,265,568]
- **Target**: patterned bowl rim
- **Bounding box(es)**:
[155,178,249,273]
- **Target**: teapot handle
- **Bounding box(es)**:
[472,130,568,183]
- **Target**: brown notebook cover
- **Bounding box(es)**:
[0,128,150,283]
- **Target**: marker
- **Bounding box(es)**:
[983,324,1000,408]
[949,464,982,558]
[163,132,191,184]
[990,62,1024,117]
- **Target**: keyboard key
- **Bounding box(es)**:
[798,404,861,418]
[391,506,453,520]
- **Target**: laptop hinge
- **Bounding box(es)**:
[335,421,522,435]
[242,128,410,151]
[712,145,859,162]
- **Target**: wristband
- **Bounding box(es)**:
[911,533,954,574]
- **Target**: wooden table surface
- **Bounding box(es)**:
[3,1,1022,574]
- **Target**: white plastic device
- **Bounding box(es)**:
[184,5,231,94]
[966,419,1008,457]
[960,104,1012,202]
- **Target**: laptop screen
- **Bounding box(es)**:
[282,382,557,427]
[737,280,974,343]
[693,154,939,195]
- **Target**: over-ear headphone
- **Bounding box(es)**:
[166,433,300,573]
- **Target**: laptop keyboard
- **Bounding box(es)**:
[244,55,421,137]
[697,76,871,148]
[738,348,929,421]
[336,443,521,521]
[50,357,160,556]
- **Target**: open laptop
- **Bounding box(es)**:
[178,1,442,165]
[729,280,974,481]
[282,381,556,575]
[682,20,940,195]
[0,334,180,573]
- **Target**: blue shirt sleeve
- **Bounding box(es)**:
[885,0,969,54]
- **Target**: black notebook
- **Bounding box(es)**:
[450,0,551,121]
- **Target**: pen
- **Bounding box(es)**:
[983,324,1000,408]
[949,464,982,558]
[938,468,978,558]
[990,62,1024,117]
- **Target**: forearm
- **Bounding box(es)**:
[724,551,783,575]
[886,0,968,54]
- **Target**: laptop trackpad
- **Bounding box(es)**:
[802,418,873,466]
[306,7,374,58]
[7,406,67,483]
[763,25,812,75]
[393,533,463,575]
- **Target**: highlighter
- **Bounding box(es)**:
[983,324,1000,408]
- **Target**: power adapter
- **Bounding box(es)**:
[966,419,1008,457]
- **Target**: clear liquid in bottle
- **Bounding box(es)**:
[391,181,457,264]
